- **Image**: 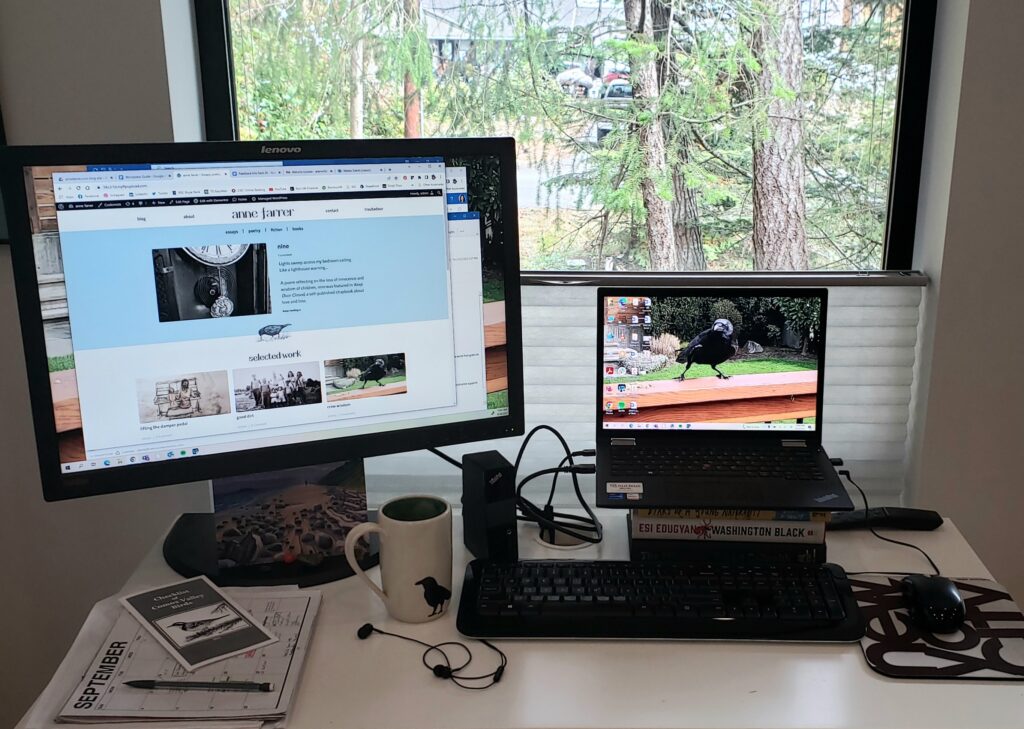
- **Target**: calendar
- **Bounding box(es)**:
[58,590,320,723]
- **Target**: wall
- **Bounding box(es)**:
[911,0,1024,600]
[0,3,210,727]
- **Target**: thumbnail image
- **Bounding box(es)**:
[324,353,407,402]
[233,362,322,411]
[603,296,821,425]
[136,371,231,423]
[153,244,271,321]
[213,460,368,568]
[155,602,248,647]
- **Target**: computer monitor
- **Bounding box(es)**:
[599,289,826,432]
[1,138,523,503]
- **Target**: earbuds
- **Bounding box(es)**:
[355,622,507,689]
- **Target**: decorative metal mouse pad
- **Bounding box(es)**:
[850,574,1024,680]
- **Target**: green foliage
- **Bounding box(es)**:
[228,0,905,271]
[48,355,75,373]
[487,389,509,410]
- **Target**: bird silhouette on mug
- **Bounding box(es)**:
[415,577,452,616]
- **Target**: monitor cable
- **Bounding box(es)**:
[835,466,940,576]
[513,425,603,545]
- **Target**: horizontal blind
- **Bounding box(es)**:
[366,285,921,507]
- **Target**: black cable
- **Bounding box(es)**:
[513,426,603,545]
[360,625,507,690]
[839,469,940,576]
[428,447,462,470]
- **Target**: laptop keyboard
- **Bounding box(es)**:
[609,445,825,480]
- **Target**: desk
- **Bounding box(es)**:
[22,511,1023,729]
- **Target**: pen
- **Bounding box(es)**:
[124,679,274,692]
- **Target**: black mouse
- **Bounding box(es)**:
[901,574,966,634]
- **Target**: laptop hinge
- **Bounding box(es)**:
[610,438,636,446]
[781,439,808,448]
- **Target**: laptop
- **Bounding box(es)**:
[596,287,853,511]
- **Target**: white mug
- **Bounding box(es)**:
[345,495,453,623]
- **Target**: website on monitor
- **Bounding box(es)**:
[38,158,497,472]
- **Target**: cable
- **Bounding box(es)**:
[512,426,603,545]
[357,623,506,690]
[839,469,940,576]
[428,447,462,470]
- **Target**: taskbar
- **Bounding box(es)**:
[602,422,815,431]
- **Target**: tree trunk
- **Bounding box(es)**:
[751,0,808,270]
[651,0,707,271]
[349,36,365,139]
[403,0,421,138]
[624,0,677,271]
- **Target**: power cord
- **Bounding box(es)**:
[514,425,603,545]
[427,427,603,545]
[837,468,940,576]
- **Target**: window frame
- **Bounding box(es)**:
[192,0,936,274]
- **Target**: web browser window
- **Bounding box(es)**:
[31,155,508,473]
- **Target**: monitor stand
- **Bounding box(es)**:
[163,458,379,587]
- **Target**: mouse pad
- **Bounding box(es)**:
[850,574,1024,680]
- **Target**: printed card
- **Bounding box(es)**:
[120,576,278,671]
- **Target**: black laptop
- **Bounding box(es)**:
[596,287,853,511]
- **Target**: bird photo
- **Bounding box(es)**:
[676,318,738,380]
[415,576,452,617]
[324,353,407,402]
[359,358,387,388]
[601,294,822,426]
[258,323,291,341]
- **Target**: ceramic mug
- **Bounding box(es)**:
[344,494,453,623]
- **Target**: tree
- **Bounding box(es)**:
[623,0,678,270]
[652,0,707,271]
[750,0,808,270]
[403,0,422,138]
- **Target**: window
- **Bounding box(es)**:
[199,0,934,273]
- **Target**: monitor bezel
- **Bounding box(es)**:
[596,286,829,442]
[2,137,524,501]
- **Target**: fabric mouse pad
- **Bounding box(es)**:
[850,574,1024,680]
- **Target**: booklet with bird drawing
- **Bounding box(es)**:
[119,575,278,671]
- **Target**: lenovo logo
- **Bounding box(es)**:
[260,145,302,154]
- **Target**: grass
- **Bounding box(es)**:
[482,277,505,304]
[775,417,817,424]
[603,357,816,385]
[487,389,509,410]
[48,355,76,373]
[327,374,406,394]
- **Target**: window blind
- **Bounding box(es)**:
[365,285,921,507]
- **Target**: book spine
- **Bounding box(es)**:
[630,518,826,543]
[633,508,831,522]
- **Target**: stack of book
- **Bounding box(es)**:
[627,508,831,563]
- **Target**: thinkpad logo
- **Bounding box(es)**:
[260,145,302,154]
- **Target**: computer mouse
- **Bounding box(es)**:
[901,574,966,634]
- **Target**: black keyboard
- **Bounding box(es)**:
[609,444,825,481]
[458,560,865,641]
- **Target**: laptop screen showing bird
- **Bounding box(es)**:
[600,292,824,433]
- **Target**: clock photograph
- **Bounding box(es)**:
[152,243,271,321]
[135,370,232,424]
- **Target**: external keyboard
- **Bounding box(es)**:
[458,559,865,641]
[609,445,825,481]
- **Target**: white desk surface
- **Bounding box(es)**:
[29,511,1024,729]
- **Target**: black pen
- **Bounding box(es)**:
[124,679,274,692]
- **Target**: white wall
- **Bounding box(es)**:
[0,3,210,727]
[910,0,1024,600]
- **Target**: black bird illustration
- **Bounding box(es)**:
[359,358,387,388]
[415,576,452,616]
[676,318,737,380]
[258,323,291,341]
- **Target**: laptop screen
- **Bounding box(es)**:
[600,290,826,433]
